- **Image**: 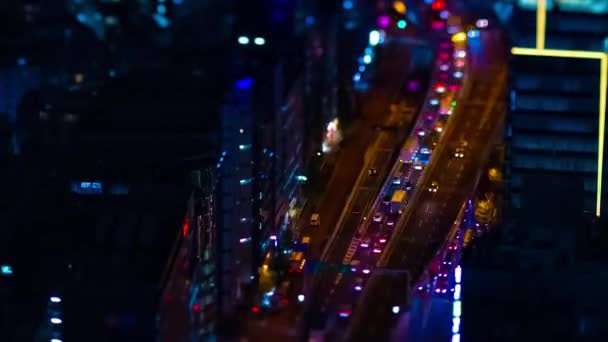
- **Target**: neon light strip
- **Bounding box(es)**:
[510,48,607,217]
[512,0,608,217]
[536,0,546,49]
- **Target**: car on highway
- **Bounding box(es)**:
[413,162,424,170]
[435,277,449,294]
[405,181,414,190]
[353,277,364,292]
[383,195,391,205]
[350,259,360,272]
[385,212,399,226]
[453,147,465,158]
[310,213,321,226]
[372,212,384,223]
[428,181,439,192]
[438,264,449,278]
[338,304,352,318]
[360,238,371,248]
[372,241,383,254]
[368,167,378,176]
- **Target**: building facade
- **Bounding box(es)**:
[505,3,608,223]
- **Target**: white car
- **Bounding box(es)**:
[453,147,464,159]
[372,212,384,223]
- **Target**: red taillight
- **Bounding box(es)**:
[252,306,260,313]
[432,1,446,11]
[193,304,200,311]
[439,52,449,60]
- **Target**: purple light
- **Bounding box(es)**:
[408,80,420,91]
[354,286,362,291]
[362,269,371,274]
[378,15,390,28]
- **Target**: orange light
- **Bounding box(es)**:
[393,1,406,14]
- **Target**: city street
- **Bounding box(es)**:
[346,28,507,340]
[241,35,429,342]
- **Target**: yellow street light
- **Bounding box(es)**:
[451,32,467,43]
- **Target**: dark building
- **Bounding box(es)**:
[462,174,608,341]
[503,0,608,220]
[462,2,608,341]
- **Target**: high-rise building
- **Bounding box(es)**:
[504,2,608,223]
[462,2,608,340]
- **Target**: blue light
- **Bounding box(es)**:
[397,20,407,29]
[76,13,86,23]
[306,16,315,26]
[1,265,13,275]
[153,14,171,28]
[236,78,253,90]
[363,55,372,64]
[157,4,167,15]
[359,65,365,72]
[353,73,361,82]
[109,69,116,77]
[254,37,266,46]
[173,0,183,4]
[343,0,353,10]
[467,30,480,38]
[17,57,27,66]
[369,30,380,46]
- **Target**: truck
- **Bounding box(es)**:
[390,190,407,214]
[290,236,310,273]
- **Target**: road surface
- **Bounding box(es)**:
[346,29,508,340]
[242,34,430,342]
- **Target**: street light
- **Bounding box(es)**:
[392,306,400,314]
[237,36,249,45]
[298,294,305,303]
[369,30,380,46]
[50,296,62,303]
[254,37,266,46]
[50,318,62,324]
